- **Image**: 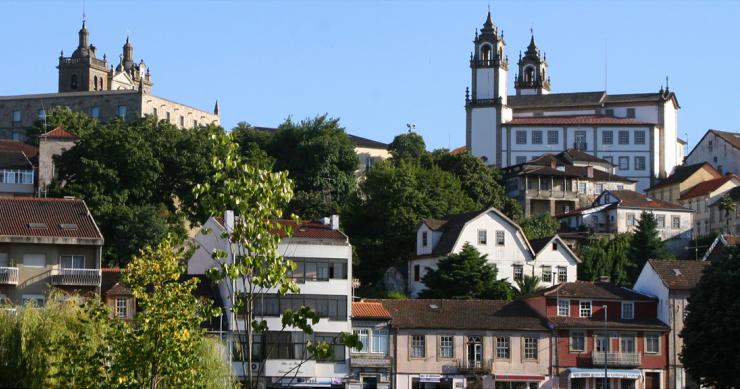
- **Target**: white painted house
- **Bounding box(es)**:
[685,129,740,175]
[465,12,683,192]
[189,213,353,388]
[408,207,580,297]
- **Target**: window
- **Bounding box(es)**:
[439,336,454,358]
[605,108,614,116]
[38,109,46,120]
[411,335,425,358]
[22,294,45,307]
[532,130,543,145]
[656,215,665,229]
[626,108,636,118]
[595,184,603,194]
[166,112,171,122]
[595,332,610,352]
[618,156,629,170]
[626,213,636,227]
[579,182,587,193]
[0,253,7,267]
[542,266,552,282]
[558,266,567,283]
[523,337,538,359]
[116,298,127,319]
[672,216,681,229]
[516,131,527,144]
[60,255,85,269]
[70,74,78,89]
[547,130,559,145]
[193,120,198,127]
[495,230,505,246]
[645,333,660,354]
[153,108,158,118]
[603,131,613,145]
[515,156,527,164]
[354,329,369,352]
[495,336,510,359]
[708,140,713,152]
[620,334,636,353]
[558,299,570,317]
[513,265,523,281]
[23,253,45,267]
[288,258,347,282]
[478,229,487,245]
[372,329,388,354]
[618,130,629,145]
[635,156,646,171]
[579,301,592,317]
[621,301,634,319]
[117,105,127,118]
[414,265,420,281]
[570,331,585,352]
[253,294,348,321]
[93,76,98,90]
[635,130,646,144]
[12,110,21,124]
[90,106,100,119]
[421,231,428,247]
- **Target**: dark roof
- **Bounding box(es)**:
[254,126,387,149]
[381,299,551,331]
[510,164,635,183]
[718,186,740,202]
[106,282,132,296]
[560,149,611,164]
[508,115,650,126]
[352,301,392,319]
[422,209,489,257]
[648,259,709,290]
[680,175,739,200]
[0,198,103,242]
[213,217,347,240]
[537,281,655,301]
[506,91,678,110]
[549,316,669,330]
[101,268,123,296]
[609,190,688,211]
[529,236,554,253]
[647,162,720,191]
[40,127,78,140]
[0,150,33,169]
[709,129,740,151]
[0,139,39,161]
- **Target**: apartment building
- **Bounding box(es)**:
[0,197,103,305]
[349,301,394,389]
[408,207,580,297]
[0,139,38,197]
[685,129,740,175]
[525,282,670,389]
[677,175,740,237]
[503,149,636,217]
[189,213,352,388]
[633,260,709,389]
[383,299,554,389]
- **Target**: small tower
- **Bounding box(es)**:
[465,10,512,166]
[109,36,153,93]
[514,33,550,96]
[57,20,109,92]
[122,36,134,71]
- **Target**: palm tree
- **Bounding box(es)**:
[718,195,737,234]
[515,275,545,297]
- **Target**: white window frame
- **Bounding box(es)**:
[116,297,127,319]
[542,266,552,282]
[495,230,505,246]
[513,265,523,281]
[371,328,388,354]
[645,332,660,354]
[570,330,585,352]
[478,229,487,245]
[495,336,510,359]
[557,266,567,283]
[579,300,592,318]
[60,255,85,269]
[523,337,538,360]
[621,301,635,320]
[557,299,570,317]
[421,231,428,247]
[627,213,636,227]
[410,335,425,358]
[439,335,454,359]
[672,216,681,229]
[354,328,369,353]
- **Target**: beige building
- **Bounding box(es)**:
[0,197,104,306]
[38,127,79,195]
[708,187,740,235]
[646,162,722,203]
[0,21,218,141]
[677,175,740,238]
[383,299,554,389]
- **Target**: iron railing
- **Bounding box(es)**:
[50,268,101,286]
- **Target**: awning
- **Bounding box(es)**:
[493,374,546,382]
[566,368,641,380]
[418,374,444,383]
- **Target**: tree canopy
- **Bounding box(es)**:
[419,243,513,300]
[520,214,560,241]
[577,234,633,286]
[628,211,673,281]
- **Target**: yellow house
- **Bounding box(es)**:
[646,162,721,203]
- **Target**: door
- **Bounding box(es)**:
[644,373,659,389]
[466,336,482,368]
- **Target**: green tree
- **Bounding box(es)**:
[578,234,633,285]
[718,194,737,234]
[25,106,99,144]
[680,247,740,387]
[520,214,560,240]
[515,275,545,297]
[419,244,513,300]
[388,131,426,165]
[628,211,673,281]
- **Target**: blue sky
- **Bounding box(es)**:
[1,0,738,151]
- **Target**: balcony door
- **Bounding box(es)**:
[60,255,85,269]
[466,336,482,368]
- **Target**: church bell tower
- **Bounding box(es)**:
[514,33,550,96]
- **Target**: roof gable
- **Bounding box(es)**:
[530,235,582,264]
[40,127,78,140]
[680,175,740,200]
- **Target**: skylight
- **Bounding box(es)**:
[28,223,48,229]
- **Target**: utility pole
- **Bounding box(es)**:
[603,305,608,389]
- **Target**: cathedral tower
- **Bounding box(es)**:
[514,33,550,95]
[465,11,512,166]
[57,21,109,93]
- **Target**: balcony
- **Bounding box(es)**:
[50,268,101,287]
[0,267,19,285]
[456,359,493,375]
[349,355,392,368]
[591,351,641,367]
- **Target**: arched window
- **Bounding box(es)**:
[524,66,536,84]
[70,74,78,90]
[93,76,98,91]
[481,45,492,63]
[98,77,103,90]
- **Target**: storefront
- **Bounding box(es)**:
[410,375,458,389]
[565,368,641,389]
[492,374,545,389]
[271,377,346,389]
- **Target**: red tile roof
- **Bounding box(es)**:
[536,281,655,301]
[40,127,78,139]
[508,115,650,126]
[352,301,392,319]
[647,162,721,191]
[0,139,39,160]
[0,197,103,242]
[680,175,739,200]
[609,190,688,211]
[648,259,709,290]
[450,146,468,155]
[213,217,346,240]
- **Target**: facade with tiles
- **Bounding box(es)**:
[350,301,394,389]
[0,21,218,140]
[465,12,683,192]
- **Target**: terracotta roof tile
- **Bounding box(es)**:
[549,316,668,330]
[40,127,78,139]
[508,115,650,126]
[537,281,655,301]
[648,259,709,290]
[609,190,688,211]
[0,198,103,241]
[680,175,739,200]
[352,301,391,319]
[0,139,39,160]
[450,146,468,155]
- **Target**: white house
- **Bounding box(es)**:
[465,12,683,192]
[677,175,740,238]
[189,213,353,388]
[633,259,709,389]
[685,129,740,175]
[408,207,580,297]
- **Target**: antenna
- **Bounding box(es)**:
[82,0,86,23]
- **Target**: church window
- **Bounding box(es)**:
[618,131,629,145]
[70,74,78,90]
[547,131,559,145]
[627,108,636,118]
[516,131,527,144]
[93,76,98,91]
[481,45,492,62]
[603,130,613,145]
[532,130,543,145]
[635,130,646,145]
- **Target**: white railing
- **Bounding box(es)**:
[592,351,641,367]
[0,267,19,285]
[50,268,101,286]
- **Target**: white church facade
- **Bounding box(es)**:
[465,12,684,192]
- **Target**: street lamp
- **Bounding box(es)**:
[602,305,608,389]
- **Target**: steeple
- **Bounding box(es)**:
[514,31,550,96]
[78,21,89,49]
[213,100,220,115]
[123,36,134,71]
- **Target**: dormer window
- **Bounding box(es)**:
[421,231,428,247]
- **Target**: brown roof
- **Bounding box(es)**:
[647,162,720,191]
[352,301,391,319]
[506,91,678,110]
[450,146,468,155]
[609,190,689,211]
[549,316,669,330]
[0,150,34,169]
[421,218,448,231]
[680,175,739,200]
[648,259,709,290]
[40,127,78,139]
[508,115,650,126]
[105,282,132,296]
[537,281,655,301]
[510,164,634,183]
[0,198,103,242]
[213,217,346,240]
[0,139,39,160]
[710,129,740,151]
[381,299,550,331]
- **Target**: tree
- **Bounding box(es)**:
[520,214,560,240]
[628,211,673,281]
[419,244,513,300]
[388,131,426,165]
[193,133,358,386]
[718,194,736,234]
[680,247,740,387]
[25,106,99,144]
[577,234,633,286]
[515,275,545,297]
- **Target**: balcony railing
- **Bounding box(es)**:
[591,351,641,367]
[0,267,19,285]
[50,268,101,286]
[456,358,493,374]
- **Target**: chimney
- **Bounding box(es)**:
[598,275,610,283]
[224,210,234,233]
[322,217,330,226]
[586,166,594,178]
[330,214,340,230]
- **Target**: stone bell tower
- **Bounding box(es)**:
[57,20,110,92]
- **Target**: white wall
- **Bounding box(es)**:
[470,107,498,164]
[633,263,670,323]
[686,131,740,176]
[476,68,496,100]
